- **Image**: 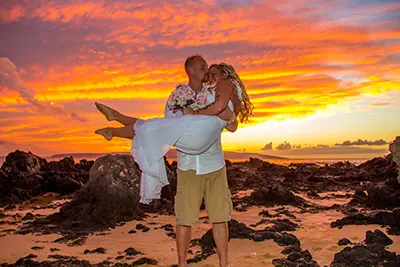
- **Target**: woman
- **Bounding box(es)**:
[95,63,253,204]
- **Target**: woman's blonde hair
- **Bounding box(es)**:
[209,63,254,123]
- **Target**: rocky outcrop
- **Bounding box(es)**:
[389,136,400,184]
[331,230,399,267]
[20,154,144,233]
[0,150,93,205]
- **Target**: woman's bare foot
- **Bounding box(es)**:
[95,102,119,121]
[95,127,113,141]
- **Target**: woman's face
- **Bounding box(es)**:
[208,66,222,84]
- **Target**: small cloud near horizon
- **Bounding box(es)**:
[261,142,272,150]
[335,139,388,146]
[370,102,390,106]
[276,142,292,150]
[261,138,389,152]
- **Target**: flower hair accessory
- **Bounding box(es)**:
[231,79,243,101]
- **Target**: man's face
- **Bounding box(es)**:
[190,57,208,82]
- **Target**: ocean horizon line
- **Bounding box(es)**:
[0,149,388,162]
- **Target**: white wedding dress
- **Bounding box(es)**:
[131,100,236,204]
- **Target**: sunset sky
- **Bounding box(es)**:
[0,0,399,159]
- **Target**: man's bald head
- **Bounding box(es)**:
[184,55,207,75]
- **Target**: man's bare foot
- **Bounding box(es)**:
[95,102,119,121]
[95,128,113,141]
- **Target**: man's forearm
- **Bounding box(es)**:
[193,102,227,116]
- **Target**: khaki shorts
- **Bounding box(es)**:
[174,166,232,226]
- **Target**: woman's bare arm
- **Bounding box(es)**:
[184,79,233,116]
[218,106,239,132]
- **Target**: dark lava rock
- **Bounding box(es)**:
[21,254,38,260]
[140,198,175,215]
[281,245,301,255]
[270,219,299,232]
[139,158,176,215]
[167,232,176,238]
[364,229,393,246]
[273,247,318,267]
[302,249,313,261]
[22,213,35,221]
[136,223,145,230]
[250,218,298,232]
[124,247,143,256]
[84,247,106,254]
[259,210,274,217]
[338,238,352,246]
[248,184,309,207]
[0,150,94,205]
[365,180,400,209]
[331,209,400,232]
[131,257,158,266]
[53,235,87,247]
[161,224,174,232]
[287,252,302,261]
[272,258,319,267]
[330,244,399,267]
[349,186,368,205]
[272,259,297,267]
[48,254,77,260]
[1,150,46,175]
[274,233,301,247]
[252,232,266,242]
[1,257,158,266]
[21,154,143,233]
[387,226,400,235]
[331,229,399,267]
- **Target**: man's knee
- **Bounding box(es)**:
[204,168,233,223]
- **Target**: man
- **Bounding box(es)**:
[164,55,235,267]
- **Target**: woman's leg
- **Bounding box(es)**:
[95,102,138,126]
[95,125,135,140]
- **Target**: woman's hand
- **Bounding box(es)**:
[183,107,195,115]
[225,116,238,132]
[218,107,235,122]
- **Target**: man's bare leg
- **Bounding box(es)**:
[95,102,137,126]
[176,225,191,267]
[213,222,229,267]
[95,125,134,140]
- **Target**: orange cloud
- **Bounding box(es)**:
[0,0,399,155]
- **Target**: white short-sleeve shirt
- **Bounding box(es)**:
[164,85,225,174]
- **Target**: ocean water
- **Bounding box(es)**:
[0,155,368,167]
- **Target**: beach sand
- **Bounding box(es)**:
[1,192,399,266]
